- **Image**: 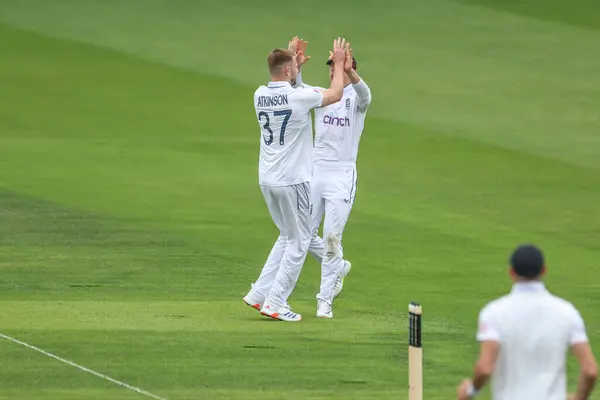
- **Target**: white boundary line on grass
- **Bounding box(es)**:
[0,332,168,400]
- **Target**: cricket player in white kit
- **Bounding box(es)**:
[457,244,598,400]
[294,40,372,318]
[243,38,348,322]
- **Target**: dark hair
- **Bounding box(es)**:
[510,244,545,278]
[267,49,295,75]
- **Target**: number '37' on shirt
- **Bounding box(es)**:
[254,81,323,187]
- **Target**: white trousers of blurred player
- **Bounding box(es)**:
[251,183,312,308]
[308,162,357,304]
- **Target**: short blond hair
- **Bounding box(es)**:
[267,49,295,75]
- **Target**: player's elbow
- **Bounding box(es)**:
[322,91,343,107]
[582,363,598,381]
[332,91,343,103]
[574,343,598,381]
[474,360,494,379]
[357,94,372,111]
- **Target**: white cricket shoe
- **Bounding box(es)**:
[243,284,264,313]
[260,303,302,322]
[243,295,262,312]
[333,261,352,299]
[316,300,333,319]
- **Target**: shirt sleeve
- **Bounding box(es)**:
[295,87,324,110]
[295,71,326,91]
[476,305,501,342]
[293,71,306,88]
[570,308,589,345]
[352,79,372,112]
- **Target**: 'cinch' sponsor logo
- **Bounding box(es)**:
[323,115,350,127]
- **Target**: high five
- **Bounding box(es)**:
[244,38,349,322]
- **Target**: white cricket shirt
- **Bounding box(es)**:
[296,73,372,165]
[476,281,589,400]
[254,81,323,186]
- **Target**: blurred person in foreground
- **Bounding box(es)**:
[457,244,597,400]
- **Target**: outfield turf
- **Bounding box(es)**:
[0,1,599,399]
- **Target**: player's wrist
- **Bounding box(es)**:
[466,382,478,398]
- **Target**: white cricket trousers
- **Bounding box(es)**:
[308,162,357,303]
[252,182,312,308]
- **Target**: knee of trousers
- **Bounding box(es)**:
[284,248,308,265]
[324,232,342,258]
[288,235,311,253]
[300,235,312,251]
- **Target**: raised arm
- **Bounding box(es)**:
[319,38,346,107]
[289,37,315,89]
[345,46,372,111]
[295,68,324,90]
[295,71,321,89]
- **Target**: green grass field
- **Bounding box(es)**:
[1,0,599,399]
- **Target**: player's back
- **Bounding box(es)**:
[254,82,323,187]
[485,287,582,400]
